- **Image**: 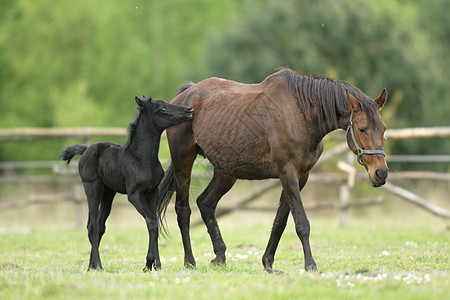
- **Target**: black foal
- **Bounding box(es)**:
[60,95,193,271]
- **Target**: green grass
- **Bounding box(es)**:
[0,215,448,300]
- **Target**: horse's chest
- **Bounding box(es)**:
[125,163,164,193]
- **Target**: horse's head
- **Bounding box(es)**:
[345,89,388,187]
[135,95,194,129]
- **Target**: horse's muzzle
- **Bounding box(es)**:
[371,167,388,187]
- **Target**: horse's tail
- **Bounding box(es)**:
[157,162,176,237]
[60,144,88,164]
[176,82,194,95]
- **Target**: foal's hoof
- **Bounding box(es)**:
[143,265,159,272]
[143,262,161,272]
[210,256,226,267]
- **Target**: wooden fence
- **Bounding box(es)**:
[0,127,449,228]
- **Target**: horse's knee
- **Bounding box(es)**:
[295,220,310,238]
[175,205,191,219]
[87,222,95,235]
[146,218,158,232]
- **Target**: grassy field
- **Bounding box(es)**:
[0,211,449,300]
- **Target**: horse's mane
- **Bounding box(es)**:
[124,106,144,149]
[268,68,378,132]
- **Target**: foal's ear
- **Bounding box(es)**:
[345,89,360,112]
[135,96,144,107]
[141,94,152,101]
[374,88,387,111]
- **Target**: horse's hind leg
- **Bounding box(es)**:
[98,188,115,244]
[85,181,105,270]
[262,191,290,273]
[168,124,198,268]
[196,170,236,266]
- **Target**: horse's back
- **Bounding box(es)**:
[78,142,121,183]
[169,77,294,179]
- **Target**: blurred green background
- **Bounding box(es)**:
[0,0,449,163]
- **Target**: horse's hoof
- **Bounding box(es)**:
[210,256,226,267]
[264,267,284,274]
[143,262,161,272]
[184,261,196,269]
[87,266,103,272]
[305,264,318,272]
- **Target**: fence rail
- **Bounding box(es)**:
[1,126,450,141]
[1,126,449,228]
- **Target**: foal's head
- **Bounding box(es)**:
[135,95,194,130]
[345,89,388,187]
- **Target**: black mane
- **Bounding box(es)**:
[124,106,144,149]
[271,68,378,132]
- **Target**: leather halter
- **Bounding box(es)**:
[346,111,385,166]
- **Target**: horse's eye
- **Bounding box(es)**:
[161,107,167,112]
[358,128,366,134]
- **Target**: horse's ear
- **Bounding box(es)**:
[135,96,143,107]
[141,94,152,101]
[345,89,360,112]
[374,88,387,111]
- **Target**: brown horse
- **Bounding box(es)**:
[158,68,388,273]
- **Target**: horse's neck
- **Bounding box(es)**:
[126,116,161,162]
[311,106,351,142]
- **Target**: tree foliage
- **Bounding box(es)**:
[0,0,448,162]
[0,0,242,160]
[205,0,450,156]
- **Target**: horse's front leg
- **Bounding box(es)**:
[278,167,317,272]
[262,174,310,273]
[144,216,161,271]
[144,193,161,272]
[128,191,161,271]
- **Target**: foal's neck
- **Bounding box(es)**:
[125,115,162,162]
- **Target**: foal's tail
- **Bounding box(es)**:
[157,163,176,237]
[60,144,88,164]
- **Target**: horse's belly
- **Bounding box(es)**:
[196,132,277,179]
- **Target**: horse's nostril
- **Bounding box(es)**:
[376,169,387,179]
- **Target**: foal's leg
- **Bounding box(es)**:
[196,170,237,266]
[262,174,309,273]
[85,181,105,270]
[278,166,317,272]
[98,188,115,244]
[128,191,161,271]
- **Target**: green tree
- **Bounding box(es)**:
[205,0,450,158]
[0,0,244,161]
